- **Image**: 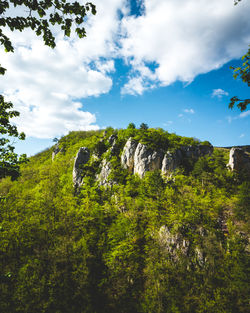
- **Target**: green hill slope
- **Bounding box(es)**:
[0,127,249,313]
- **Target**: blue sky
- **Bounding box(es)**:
[1,0,250,156]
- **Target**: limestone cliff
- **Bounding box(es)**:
[161,145,213,175]
[120,138,138,172]
[227,147,250,174]
[133,143,164,178]
[121,137,213,178]
[73,147,90,188]
[72,136,214,187]
[97,159,112,186]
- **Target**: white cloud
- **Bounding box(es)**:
[120,0,250,94]
[239,133,245,138]
[239,110,250,118]
[164,121,173,126]
[226,110,250,124]
[184,109,195,114]
[0,0,126,138]
[1,0,250,138]
[226,116,233,124]
[212,88,229,98]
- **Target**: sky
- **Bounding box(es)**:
[0,0,250,156]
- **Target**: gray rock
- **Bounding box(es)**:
[195,248,206,266]
[158,226,190,260]
[109,135,118,156]
[180,144,213,158]
[121,138,138,172]
[52,144,64,160]
[161,150,182,174]
[162,145,213,175]
[108,134,117,146]
[133,143,164,178]
[227,147,250,173]
[73,147,90,187]
[97,159,112,186]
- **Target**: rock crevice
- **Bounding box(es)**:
[73,147,90,188]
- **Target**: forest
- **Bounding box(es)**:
[0,126,249,313]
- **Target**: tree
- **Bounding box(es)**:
[0,0,96,179]
[127,123,136,129]
[139,123,148,131]
[0,0,96,74]
[0,96,27,179]
[229,47,250,111]
[229,1,249,111]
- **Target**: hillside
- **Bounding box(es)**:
[0,127,249,313]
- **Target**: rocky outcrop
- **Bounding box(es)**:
[121,138,138,172]
[161,150,182,174]
[121,138,213,178]
[52,144,64,160]
[108,134,118,156]
[158,226,190,261]
[73,147,90,188]
[97,159,112,186]
[181,145,213,158]
[227,147,250,174]
[134,143,164,178]
[162,145,213,175]
[108,134,117,146]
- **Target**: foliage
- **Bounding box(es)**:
[229,1,249,111]
[0,128,249,312]
[0,0,96,179]
[0,95,27,180]
[140,123,149,130]
[229,46,250,111]
[0,0,96,73]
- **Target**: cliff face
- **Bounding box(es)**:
[227,147,250,174]
[73,137,215,186]
[120,137,213,178]
[133,143,164,178]
[120,138,138,172]
[73,147,90,188]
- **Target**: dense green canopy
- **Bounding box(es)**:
[0,127,249,313]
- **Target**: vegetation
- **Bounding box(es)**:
[0,0,96,74]
[0,96,27,180]
[229,46,250,111]
[0,127,249,313]
[229,0,249,111]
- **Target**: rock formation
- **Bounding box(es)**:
[73,137,214,186]
[121,138,213,178]
[52,144,64,160]
[73,147,90,188]
[227,147,250,174]
[158,226,190,261]
[120,138,138,172]
[97,159,112,186]
[161,150,182,174]
[108,134,118,156]
[133,143,164,178]
[161,145,213,175]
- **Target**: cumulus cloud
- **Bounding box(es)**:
[184,109,195,114]
[239,110,250,118]
[226,110,250,124]
[0,0,125,138]
[164,121,173,126]
[1,0,250,138]
[120,0,250,94]
[212,88,229,98]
